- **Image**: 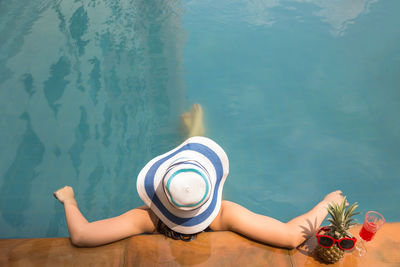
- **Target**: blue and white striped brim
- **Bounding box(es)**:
[137,136,229,234]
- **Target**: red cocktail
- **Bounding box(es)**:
[359,222,377,241]
[355,211,385,256]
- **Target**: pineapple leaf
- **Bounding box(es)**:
[340,197,347,214]
[346,218,357,224]
[325,197,359,234]
[346,220,358,229]
[348,223,357,228]
[344,203,358,220]
[327,218,335,226]
[328,208,336,220]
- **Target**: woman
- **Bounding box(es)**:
[54,104,345,248]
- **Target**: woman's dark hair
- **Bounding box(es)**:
[157,219,197,242]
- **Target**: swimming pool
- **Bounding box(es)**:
[1,0,399,238]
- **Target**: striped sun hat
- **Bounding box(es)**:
[137,136,229,234]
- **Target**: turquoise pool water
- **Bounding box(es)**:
[1,0,399,238]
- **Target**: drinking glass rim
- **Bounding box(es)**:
[365,211,385,226]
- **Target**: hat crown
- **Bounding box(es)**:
[163,160,211,211]
[137,136,229,234]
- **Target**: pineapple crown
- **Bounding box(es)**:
[326,197,359,238]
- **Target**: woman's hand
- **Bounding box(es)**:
[323,190,348,207]
[54,186,76,205]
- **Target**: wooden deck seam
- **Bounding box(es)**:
[288,249,295,267]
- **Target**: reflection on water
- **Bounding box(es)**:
[186,0,379,36]
[300,0,379,36]
[0,113,45,228]
[0,0,186,238]
[43,57,71,115]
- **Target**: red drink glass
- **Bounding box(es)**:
[359,222,377,241]
[355,211,385,256]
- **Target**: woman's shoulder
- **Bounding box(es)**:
[209,200,236,231]
[133,206,158,233]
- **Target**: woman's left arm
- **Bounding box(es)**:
[54,186,156,247]
[210,191,346,249]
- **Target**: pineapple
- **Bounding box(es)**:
[316,197,359,263]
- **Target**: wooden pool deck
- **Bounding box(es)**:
[1,223,399,266]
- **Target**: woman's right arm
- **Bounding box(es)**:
[210,191,345,249]
[54,186,156,247]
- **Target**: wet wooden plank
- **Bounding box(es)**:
[0,237,126,267]
[1,223,400,267]
[125,231,292,267]
[291,223,400,267]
